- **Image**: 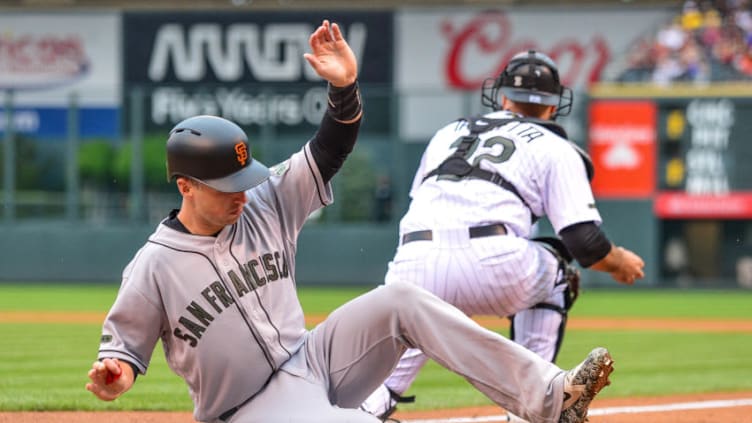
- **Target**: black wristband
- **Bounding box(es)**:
[327,81,362,122]
[126,361,139,380]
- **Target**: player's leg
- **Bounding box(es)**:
[360,228,528,419]
[226,369,380,423]
[359,348,426,417]
[363,236,563,420]
[509,238,577,363]
[505,303,566,423]
[360,230,474,418]
[451,236,560,317]
[504,242,575,423]
[306,282,568,422]
[509,285,568,363]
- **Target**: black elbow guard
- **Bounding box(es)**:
[559,222,612,268]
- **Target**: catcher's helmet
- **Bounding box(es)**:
[481,50,573,118]
[166,115,270,193]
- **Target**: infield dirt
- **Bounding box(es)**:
[2,391,752,423]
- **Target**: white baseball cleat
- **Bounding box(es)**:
[558,347,613,423]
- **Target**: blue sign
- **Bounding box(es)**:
[0,107,119,139]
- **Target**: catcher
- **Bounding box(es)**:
[361,50,645,422]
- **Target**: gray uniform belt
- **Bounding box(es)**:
[401,223,507,245]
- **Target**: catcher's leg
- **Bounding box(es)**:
[504,240,579,422]
[360,348,424,418]
[512,238,580,363]
[509,287,568,363]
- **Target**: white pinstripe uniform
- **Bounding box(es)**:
[362,109,600,415]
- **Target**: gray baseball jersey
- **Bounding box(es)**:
[363,110,601,416]
[98,143,331,421]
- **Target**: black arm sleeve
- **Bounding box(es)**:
[309,81,362,183]
[559,221,612,268]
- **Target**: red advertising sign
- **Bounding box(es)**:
[588,100,656,198]
[442,11,611,91]
[655,192,752,218]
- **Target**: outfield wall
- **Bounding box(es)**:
[0,214,652,287]
[0,223,398,286]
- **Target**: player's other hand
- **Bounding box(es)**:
[86,358,133,401]
[304,19,358,87]
[610,246,645,285]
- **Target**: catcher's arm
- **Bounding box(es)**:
[86,357,136,401]
[589,245,644,285]
[559,221,644,285]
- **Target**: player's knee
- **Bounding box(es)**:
[380,282,427,309]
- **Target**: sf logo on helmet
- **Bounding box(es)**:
[235,142,248,166]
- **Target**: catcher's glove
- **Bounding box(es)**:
[563,263,581,310]
[532,236,581,311]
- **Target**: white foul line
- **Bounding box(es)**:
[401,398,752,423]
[587,398,752,416]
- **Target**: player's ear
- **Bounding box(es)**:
[176,177,192,196]
[544,105,557,120]
[501,96,513,111]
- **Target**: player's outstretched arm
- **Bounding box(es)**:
[589,245,645,285]
[85,357,135,401]
[559,222,644,286]
[304,20,358,88]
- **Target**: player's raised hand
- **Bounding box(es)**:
[304,20,358,87]
[85,358,134,401]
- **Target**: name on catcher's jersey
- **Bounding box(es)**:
[402,110,601,238]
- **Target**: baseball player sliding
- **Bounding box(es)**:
[87,23,615,423]
[361,50,645,423]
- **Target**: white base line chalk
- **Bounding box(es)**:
[402,398,752,423]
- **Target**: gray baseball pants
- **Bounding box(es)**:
[221,282,566,423]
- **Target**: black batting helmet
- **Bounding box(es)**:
[481,50,573,119]
[166,115,270,193]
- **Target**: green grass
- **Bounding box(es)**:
[0,283,751,411]
[571,288,752,319]
[0,284,120,312]
[402,330,752,410]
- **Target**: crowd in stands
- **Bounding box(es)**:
[617,0,752,83]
